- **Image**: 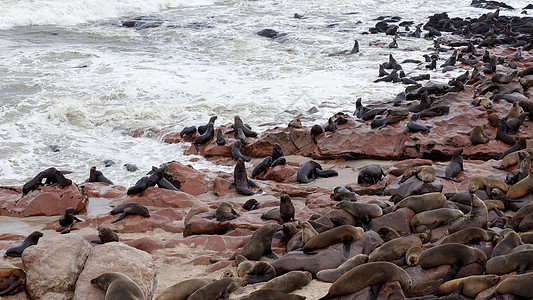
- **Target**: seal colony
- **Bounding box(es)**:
[3,6,533,300]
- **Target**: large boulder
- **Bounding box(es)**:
[22,234,92,299]
[162,161,211,196]
[111,187,199,208]
[73,242,157,300]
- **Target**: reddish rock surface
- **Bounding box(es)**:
[110,187,199,208]
[162,161,211,196]
[79,182,126,198]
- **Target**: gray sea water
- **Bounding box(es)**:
[0,0,528,187]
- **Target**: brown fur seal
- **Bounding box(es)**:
[405,245,423,266]
[231,223,281,260]
[495,272,533,298]
[4,231,43,258]
[260,208,280,221]
[399,165,436,183]
[110,203,150,223]
[496,149,533,170]
[486,108,500,127]
[501,138,527,160]
[437,274,500,298]
[504,102,521,121]
[491,230,522,258]
[449,194,488,233]
[188,278,245,300]
[91,227,119,244]
[506,165,533,200]
[59,207,82,233]
[496,119,516,145]
[507,201,533,230]
[22,167,72,194]
[410,208,464,231]
[87,166,114,184]
[233,116,257,138]
[418,243,487,281]
[155,278,217,300]
[244,261,276,284]
[279,193,295,224]
[509,243,533,254]
[443,148,464,182]
[519,213,533,231]
[193,122,215,152]
[357,164,385,185]
[260,271,312,293]
[318,261,411,300]
[230,140,250,162]
[303,225,364,255]
[468,176,508,194]
[297,161,337,183]
[251,156,272,179]
[377,226,401,242]
[334,201,382,225]
[393,192,446,213]
[441,227,498,244]
[229,158,260,196]
[239,290,305,300]
[0,267,26,296]
[198,116,217,135]
[242,199,259,211]
[91,272,145,300]
[369,235,422,263]
[316,254,369,283]
[520,231,533,243]
[214,202,239,221]
[486,250,533,274]
[235,254,254,278]
[468,125,490,145]
[298,221,318,244]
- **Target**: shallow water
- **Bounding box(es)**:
[0,0,528,188]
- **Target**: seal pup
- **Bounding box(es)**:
[318,261,411,300]
[316,254,368,283]
[228,158,261,196]
[251,156,271,179]
[279,193,295,224]
[235,254,255,278]
[243,261,276,284]
[90,272,145,300]
[399,165,436,183]
[87,166,114,185]
[504,102,521,121]
[330,186,357,201]
[59,207,82,233]
[296,161,322,184]
[198,116,217,135]
[0,267,26,296]
[270,143,285,163]
[205,202,239,222]
[324,117,336,133]
[215,128,225,146]
[357,164,385,185]
[242,199,259,211]
[437,274,500,298]
[155,278,216,300]
[230,223,282,260]
[180,125,197,139]
[4,231,43,258]
[260,271,312,293]
[109,203,150,223]
[230,140,250,162]
[464,125,489,145]
[404,113,431,134]
[193,122,215,152]
[91,227,119,244]
[441,148,464,182]
[233,116,258,137]
[303,225,364,255]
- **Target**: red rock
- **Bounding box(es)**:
[79,182,126,198]
[203,261,234,274]
[124,238,165,253]
[80,214,182,234]
[184,214,236,237]
[372,207,416,234]
[152,207,185,221]
[456,262,485,278]
[185,202,210,224]
[348,174,396,196]
[305,193,336,211]
[112,187,199,208]
[203,139,235,157]
[247,127,316,157]
[162,161,211,196]
[262,164,299,183]
[213,176,232,197]
[0,184,87,217]
[321,209,356,226]
[405,265,450,297]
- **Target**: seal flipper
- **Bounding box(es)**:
[343,243,351,258]
[228,182,235,189]
[0,280,25,296]
[264,250,278,260]
[247,179,258,188]
[443,265,460,282]
[203,215,216,219]
[111,212,128,223]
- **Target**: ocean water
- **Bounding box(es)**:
[0,0,528,187]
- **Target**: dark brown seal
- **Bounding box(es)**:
[260,270,312,293]
[59,207,82,233]
[251,156,271,179]
[188,278,245,300]
[230,140,250,162]
[443,148,464,182]
[91,227,119,244]
[155,278,216,300]
[0,267,26,296]
[87,166,114,185]
[448,194,488,233]
[215,202,239,221]
[357,164,385,185]
[318,261,411,300]
[228,158,260,196]
[231,223,282,260]
[180,125,197,139]
[193,122,215,152]
[90,272,145,300]
[303,225,364,254]
[243,261,276,284]
[4,231,43,258]
[22,167,72,194]
[495,272,533,298]
[109,203,150,223]
[233,116,257,137]
[239,290,305,300]
[279,193,295,224]
[506,165,533,200]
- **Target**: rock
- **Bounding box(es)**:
[22,234,92,299]
[385,176,443,202]
[405,265,450,297]
[162,161,210,196]
[0,291,31,300]
[112,187,199,208]
[79,182,126,198]
[262,164,299,183]
[372,207,416,234]
[73,242,157,300]
[348,230,383,256]
[213,176,233,197]
[0,184,87,217]
[124,237,165,253]
[41,293,69,300]
[247,127,316,157]
[185,202,210,224]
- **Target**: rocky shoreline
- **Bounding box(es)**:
[2,6,533,300]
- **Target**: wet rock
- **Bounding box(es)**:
[0,184,87,217]
[162,161,210,196]
[73,242,157,300]
[22,234,92,299]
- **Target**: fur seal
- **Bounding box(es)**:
[270,143,284,163]
[316,254,368,283]
[468,176,508,194]
[330,186,357,201]
[193,122,215,152]
[404,113,431,133]
[506,113,528,134]
[504,102,521,121]
[486,250,533,274]
[91,227,119,244]
[486,108,500,127]
[244,261,276,284]
[91,272,145,300]
[251,156,271,179]
[235,128,247,145]
[310,125,324,142]
[468,125,490,145]
[215,202,239,221]
[4,231,43,258]
[59,207,82,233]
[442,148,464,182]
[392,192,446,213]
[215,128,225,146]
[87,166,114,184]
[198,116,217,135]
[279,193,295,224]
[501,138,527,161]
[242,199,259,211]
[109,203,150,223]
[233,116,257,137]
[228,158,260,196]
[231,223,281,260]
[124,163,138,172]
[230,140,250,162]
[239,290,305,300]
[405,245,423,266]
[298,221,318,244]
[377,226,401,242]
[410,208,464,231]
[180,125,197,139]
[357,164,385,185]
[155,278,217,300]
[369,235,422,263]
[260,270,312,293]
[496,119,516,145]
[188,278,245,300]
[324,117,336,133]
[506,165,533,200]
[449,194,488,233]
[303,225,364,254]
[437,274,500,298]
[441,227,497,244]
[494,272,533,298]
[354,98,371,119]
[22,167,72,194]
[260,208,280,221]
[297,161,337,183]
[497,149,533,170]
[280,223,299,245]
[491,230,522,258]
[0,267,26,296]
[318,261,411,300]
[235,254,254,278]
[418,243,487,281]
[334,201,382,225]
[399,165,436,183]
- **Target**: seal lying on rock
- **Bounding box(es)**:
[0,267,26,296]
[91,227,119,244]
[22,167,72,194]
[155,278,216,300]
[4,231,43,258]
[109,203,150,223]
[91,272,145,300]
